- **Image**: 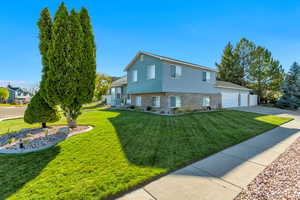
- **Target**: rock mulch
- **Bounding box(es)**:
[235,136,300,200]
[0,125,91,154]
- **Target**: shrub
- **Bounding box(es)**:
[24,91,61,128]
[146,106,152,111]
[128,105,135,109]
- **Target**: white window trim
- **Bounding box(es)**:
[136,96,142,106]
[152,96,160,107]
[132,70,138,82]
[203,71,211,82]
[169,96,181,108]
[147,64,156,80]
[171,65,182,79]
[202,96,210,107]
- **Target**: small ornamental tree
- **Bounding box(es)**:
[0,88,9,103]
[24,91,61,128]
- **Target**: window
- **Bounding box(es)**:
[136,96,142,106]
[202,96,210,107]
[140,55,144,62]
[170,96,181,108]
[111,88,115,95]
[152,96,160,107]
[132,70,138,82]
[170,65,182,78]
[202,71,211,82]
[147,64,156,80]
[126,95,131,104]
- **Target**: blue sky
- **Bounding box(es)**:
[1,0,300,88]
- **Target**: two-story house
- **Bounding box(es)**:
[108,51,257,112]
[7,85,33,104]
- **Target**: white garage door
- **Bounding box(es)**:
[222,92,239,108]
[240,94,248,107]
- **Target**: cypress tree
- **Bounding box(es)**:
[47,3,96,128]
[24,91,61,128]
[37,8,52,103]
[79,7,96,103]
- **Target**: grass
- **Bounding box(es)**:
[0,110,292,200]
[0,118,66,136]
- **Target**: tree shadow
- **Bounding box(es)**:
[0,146,60,199]
[107,109,299,177]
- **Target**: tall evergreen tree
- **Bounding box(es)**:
[248,46,271,101]
[277,62,300,109]
[46,3,96,128]
[79,7,96,103]
[216,42,240,84]
[235,38,255,85]
[37,8,52,103]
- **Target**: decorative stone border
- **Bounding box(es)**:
[0,126,93,154]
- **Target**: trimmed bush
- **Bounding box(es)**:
[24,91,60,128]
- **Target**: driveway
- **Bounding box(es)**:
[0,106,25,120]
[118,106,300,200]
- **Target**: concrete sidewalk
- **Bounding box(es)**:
[118,106,300,200]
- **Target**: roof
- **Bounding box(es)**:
[111,76,127,87]
[215,81,251,91]
[124,51,218,72]
[7,85,34,95]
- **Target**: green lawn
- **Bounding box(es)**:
[0,110,292,200]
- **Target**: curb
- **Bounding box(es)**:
[0,116,23,122]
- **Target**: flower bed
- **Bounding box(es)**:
[0,125,92,154]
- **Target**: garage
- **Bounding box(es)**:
[221,92,239,108]
[240,93,248,107]
[216,81,251,108]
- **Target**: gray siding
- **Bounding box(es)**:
[161,62,219,94]
[127,55,163,94]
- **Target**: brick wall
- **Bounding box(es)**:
[130,93,221,112]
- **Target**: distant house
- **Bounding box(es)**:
[7,85,33,104]
[107,51,257,112]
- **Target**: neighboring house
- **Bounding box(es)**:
[7,85,33,104]
[107,51,257,112]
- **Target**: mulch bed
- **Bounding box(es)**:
[235,136,300,200]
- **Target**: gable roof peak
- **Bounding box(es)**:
[124,51,218,72]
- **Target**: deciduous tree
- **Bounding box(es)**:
[0,88,9,103]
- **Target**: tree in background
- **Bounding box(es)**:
[216,42,242,85]
[234,38,255,85]
[94,74,112,101]
[217,38,284,103]
[24,91,61,128]
[276,62,300,109]
[46,3,96,128]
[0,88,9,103]
[248,46,284,103]
[37,8,53,104]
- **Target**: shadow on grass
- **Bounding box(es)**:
[0,146,60,200]
[108,109,299,179]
